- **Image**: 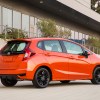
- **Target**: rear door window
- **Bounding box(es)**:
[44,40,62,52]
[1,41,29,55]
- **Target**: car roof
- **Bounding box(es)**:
[24,37,80,44]
[9,38,68,41]
[16,37,71,41]
[9,37,81,45]
[8,37,93,53]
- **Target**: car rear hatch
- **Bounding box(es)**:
[0,40,30,70]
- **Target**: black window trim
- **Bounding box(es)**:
[59,40,67,53]
[37,40,44,50]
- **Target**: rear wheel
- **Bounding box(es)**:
[32,68,50,88]
[91,67,100,84]
[60,80,70,84]
[1,78,17,87]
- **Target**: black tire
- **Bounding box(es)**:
[1,78,17,87]
[60,80,70,84]
[32,68,50,88]
[91,67,100,84]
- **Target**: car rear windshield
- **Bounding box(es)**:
[1,41,29,55]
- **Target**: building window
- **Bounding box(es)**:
[37,18,42,37]
[2,7,12,27]
[13,11,21,29]
[22,14,29,35]
[75,31,79,39]
[34,17,38,36]
[30,16,35,37]
[86,35,89,39]
[79,33,83,40]
[0,6,1,25]
[0,6,2,33]
[70,30,75,39]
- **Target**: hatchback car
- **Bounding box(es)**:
[0,38,100,88]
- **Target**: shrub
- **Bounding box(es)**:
[0,28,28,39]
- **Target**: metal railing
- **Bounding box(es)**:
[85,45,100,54]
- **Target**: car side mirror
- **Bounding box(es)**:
[82,51,90,58]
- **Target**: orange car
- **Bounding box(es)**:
[0,38,100,88]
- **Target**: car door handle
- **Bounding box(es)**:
[69,56,74,59]
[44,53,50,56]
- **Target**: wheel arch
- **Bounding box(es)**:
[94,65,100,71]
[92,65,100,75]
[34,65,52,81]
[91,65,100,84]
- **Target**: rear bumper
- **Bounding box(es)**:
[0,69,27,80]
[0,69,26,75]
[0,69,33,80]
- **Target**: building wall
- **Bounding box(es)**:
[76,0,91,8]
[57,0,100,23]
[0,0,100,39]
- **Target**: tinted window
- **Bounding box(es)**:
[38,41,42,49]
[44,40,62,52]
[1,41,28,55]
[63,41,83,54]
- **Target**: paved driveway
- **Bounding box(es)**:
[0,80,99,100]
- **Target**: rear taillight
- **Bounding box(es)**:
[23,48,35,60]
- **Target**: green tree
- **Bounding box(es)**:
[55,26,71,38]
[86,37,100,53]
[86,37,100,47]
[37,19,71,38]
[0,28,28,39]
[37,19,57,37]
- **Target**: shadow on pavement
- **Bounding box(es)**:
[15,81,93,88]
[0,81,94,89]
[48,81,92,87]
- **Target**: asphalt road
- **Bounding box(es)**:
[0,80,99,100]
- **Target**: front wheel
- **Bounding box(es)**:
[91,67,100,84]
[1,78,17,87]
[32,68,50,88]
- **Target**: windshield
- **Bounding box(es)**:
[1,41,28,55]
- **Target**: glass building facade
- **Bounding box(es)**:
[0,6,39,37]
[0,5,99,54]
[0,5,90,39]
